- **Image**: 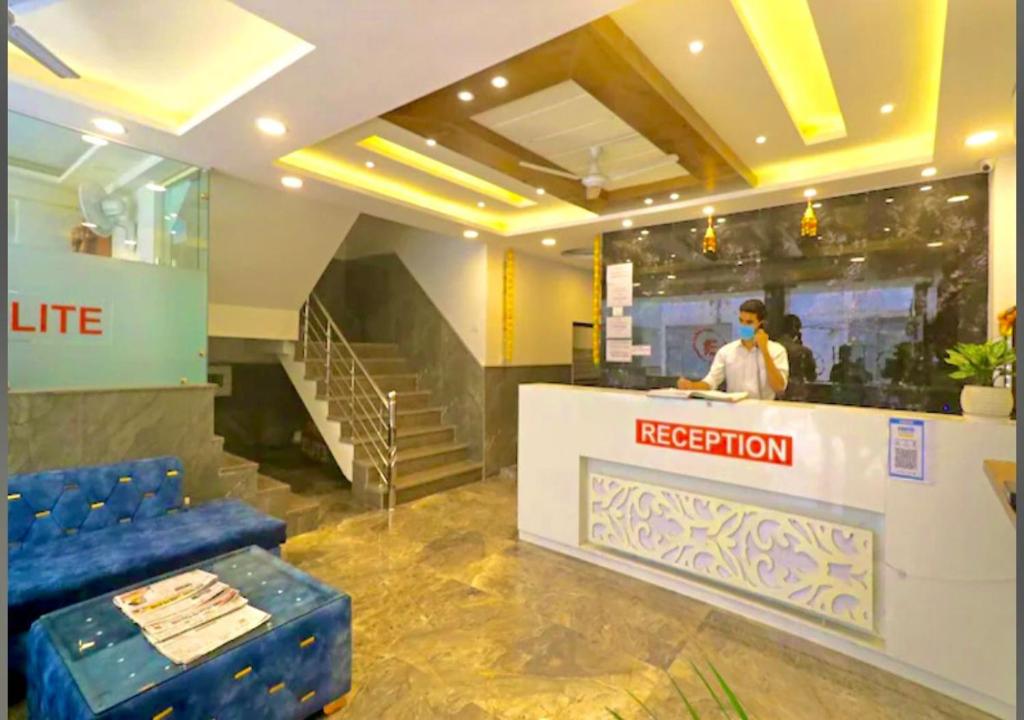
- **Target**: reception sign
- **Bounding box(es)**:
[636,418,793,466]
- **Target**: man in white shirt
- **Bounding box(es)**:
[677,299,789,399]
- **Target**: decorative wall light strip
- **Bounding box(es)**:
[587,473,875,632]
[357,135,536,208]
[592,234,601,366]
[503,249,515,363]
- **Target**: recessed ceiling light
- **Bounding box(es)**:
[541,237,556,247]
[463,229,479,239]
[365,161,375,169]
[921,166,937,177]
[640,229,650,236]
[884,227,891,232]
[965,130,997,147]
[81,222,97,229]
[927,241,944,248]
[644,198,653,205]
[812,202,822,208]
[457,90,475,102]
[490,76,508,89]
[920,185,933,192]
[885,197,895,203]
[622,219,633,228]
[536,187,545,196]
[717,218,726,224]
[850,256,866,263]
[702,205,714,216]
[477,201,486,208]
[633,282,641,287]
[81,134,108,147]
[689,40,704,54]
[667,274,676,280]
[92,118,126,135]
[657,290,666,295]
[690,228,697,233]
[281,176,303,189]
[755,135,767,144]
[669,193,680,201]
[670,253,676,258]
[803,188,817,198]
[144,182,166,192]
[426,138,437,147]
[255,117,287,136]
[947,195,969,203]
[880,103,895,114]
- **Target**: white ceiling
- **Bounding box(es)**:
[7,0,1017,268]
[472,80,688,190]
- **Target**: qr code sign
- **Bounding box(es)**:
[893,447,917,471]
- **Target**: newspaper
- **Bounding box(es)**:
[113,569,269,664]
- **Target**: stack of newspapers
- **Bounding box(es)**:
[113,569,270,665]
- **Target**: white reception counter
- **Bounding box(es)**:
[517,384,1017,718]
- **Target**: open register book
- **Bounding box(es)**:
[646,388,749,403]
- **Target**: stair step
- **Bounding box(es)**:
[394,460,483,503]
[349,342,402,358]
[394,442,469,476]
[329,390,432,414]
[317,373,417,396]
[279,493,324,537]
[353,425,455,452]
[303,357,410,381]
[331,406,444,431]
[219,452,259,498]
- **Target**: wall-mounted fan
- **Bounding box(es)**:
[78,182,135,243]
[519,145,680,200]
[8,5,79,78]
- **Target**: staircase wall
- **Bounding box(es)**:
[314,253,484,464]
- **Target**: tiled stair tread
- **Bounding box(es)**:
[255,474,290,495]
[355,442,468,468]
[279,492,322,514]
[393,460,483,489]
[219,452,258,471]
[328,405,444,423]
[351,425,454,444]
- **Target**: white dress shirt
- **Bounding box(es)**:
[701,339,790,400]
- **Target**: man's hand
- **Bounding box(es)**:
[754,328,770,353]
[677,377,698,390]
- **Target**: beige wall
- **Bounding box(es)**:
[208,172,359,338]
[988,152,1016,338]
[486,245,592,366]
[208,303,298,341]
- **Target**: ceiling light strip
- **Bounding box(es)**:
[356,135,535,208]
[729,0,846,145]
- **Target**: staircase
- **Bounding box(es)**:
[215,440,325,537]
[280,294,482,508]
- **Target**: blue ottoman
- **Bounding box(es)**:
[26,546,352,719]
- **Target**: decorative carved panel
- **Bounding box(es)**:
[587,473,875,632]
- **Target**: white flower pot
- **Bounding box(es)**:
[960,385,1013,420]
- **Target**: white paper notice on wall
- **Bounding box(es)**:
[889,418,926,482]
[606,315,632,339]
[606,338,632,362]
[632,345,651,357]
[605,263,633,308]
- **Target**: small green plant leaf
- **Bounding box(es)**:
[691,662,730,718]
[667,671,702,720]
[709,662,749,720]
[627,689,659,720]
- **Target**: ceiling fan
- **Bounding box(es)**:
[8,4,79,79]
[519,145,679,200]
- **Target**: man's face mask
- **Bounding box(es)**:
[738,324,757,341]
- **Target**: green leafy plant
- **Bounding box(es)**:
[944,339,1016,386]
[607,662,749,720]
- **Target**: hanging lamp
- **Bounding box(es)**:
[702,215,718,260]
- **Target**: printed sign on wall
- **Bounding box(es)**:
[888,418,925,482]
[636,418,793,466]
[8,292,111,344]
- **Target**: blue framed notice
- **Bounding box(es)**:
[888,418,926,482]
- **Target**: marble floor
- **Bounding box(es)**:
[284,477,993,720]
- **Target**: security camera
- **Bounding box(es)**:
[980,159,995,173]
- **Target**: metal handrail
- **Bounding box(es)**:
[301,292,397,509]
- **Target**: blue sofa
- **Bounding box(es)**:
[7,456,287,697]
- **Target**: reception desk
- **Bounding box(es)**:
[517,384,1016,718]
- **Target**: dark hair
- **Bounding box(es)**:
[739,299,767,322]
[782,313,802,335]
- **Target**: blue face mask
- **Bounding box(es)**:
[738,324,757,341]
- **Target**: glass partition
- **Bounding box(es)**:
[601,174,989,413]
[7,111,209,390]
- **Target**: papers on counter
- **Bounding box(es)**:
[647,388,749,403]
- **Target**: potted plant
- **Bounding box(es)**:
[944,337,1016,420]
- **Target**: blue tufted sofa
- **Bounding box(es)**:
[7,456,286,697]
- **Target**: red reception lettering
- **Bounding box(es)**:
[635,419,792,466]
[10,301,35,332]
[79,307,103,335]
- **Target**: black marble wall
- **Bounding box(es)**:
[601,174,990,413]
[316,254,485,462]
[484,365,571,476]
[214,363,311,461]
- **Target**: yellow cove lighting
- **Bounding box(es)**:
[356,135,535,209]
[730,0,846,145]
